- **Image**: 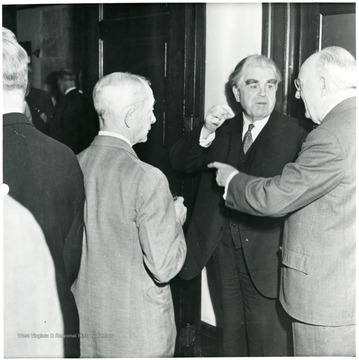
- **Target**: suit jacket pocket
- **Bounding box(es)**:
[282,247,310,275]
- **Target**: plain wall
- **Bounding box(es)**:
[202,2,262,326]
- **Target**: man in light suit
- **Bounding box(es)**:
[4,195,64,358]
[3,27,84,358]
[170,55,308,356]
[72,72,187,357]
[210,46,356,356]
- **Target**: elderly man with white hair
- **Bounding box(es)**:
[72,72,187,357]
[210,46,356,356]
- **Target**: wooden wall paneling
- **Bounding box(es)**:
[169,4,206,357]
[262,3,320,124]
[73,4,100,97]
[262,3,298,115]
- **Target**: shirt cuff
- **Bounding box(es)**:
[223,170,239,199]
[199,127,216,147]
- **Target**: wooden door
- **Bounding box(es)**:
[262,3,355,123]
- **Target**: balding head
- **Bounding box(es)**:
[296,46,356,124]
[313,46,356,92]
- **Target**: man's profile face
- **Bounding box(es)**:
[57,75,74,95]
[232,65,278,122]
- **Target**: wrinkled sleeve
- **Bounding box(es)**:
[170,126,209,174]
[135,167,187,283]
[226,128,345,217]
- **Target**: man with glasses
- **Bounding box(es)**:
[170,54,308,356]
[210,47,356,356]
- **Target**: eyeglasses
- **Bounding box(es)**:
[294,79,302,92]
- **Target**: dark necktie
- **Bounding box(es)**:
[243,123,254,154]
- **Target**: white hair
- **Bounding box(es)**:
[2,27,29,93]
[93,72,150,122]
[315,46,356,91]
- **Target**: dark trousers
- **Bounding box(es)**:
[212,240,293,356]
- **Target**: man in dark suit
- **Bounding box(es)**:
[2,27,84,358]
[210,46,356,356]
[25,66,54,135]
[170,55,308,356]
[50,68,97,154]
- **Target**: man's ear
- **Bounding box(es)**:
[232,86,241,102]
[124,106,136,128]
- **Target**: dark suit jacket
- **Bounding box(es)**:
[26,86,54,135]
[170,111,308,298]
[226,98,356,325]
[50,89,97,154]
[3,113,85,357]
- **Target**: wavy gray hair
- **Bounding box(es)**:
[2,27,29,94]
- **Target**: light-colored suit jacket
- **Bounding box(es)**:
[4,195,64,358]
[72,135,186,357]
[226,97,356,326]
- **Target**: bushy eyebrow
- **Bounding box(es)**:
[245,79,259,85]
[244,78,278,85]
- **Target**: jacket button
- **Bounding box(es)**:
[231,223,236,228]
[245,238,249,242]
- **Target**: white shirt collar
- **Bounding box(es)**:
[3,107,24,115]
[98,130,132,147]
[65,87,77,96]
[242,113,270,141]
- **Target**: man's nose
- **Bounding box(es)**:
[151,114,156,124]
[258,85,266,96]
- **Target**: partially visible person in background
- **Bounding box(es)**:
[50,68,97,154]
[4,194,64,358]
[3,27,85,358]
[45,70,60,106]
[25,65,54,135]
